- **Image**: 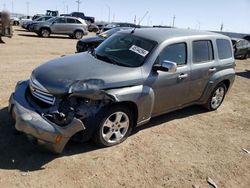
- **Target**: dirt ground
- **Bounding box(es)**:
[0,27,250,188]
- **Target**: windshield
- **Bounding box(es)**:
[94,33,157,67]
[47,17,57,23]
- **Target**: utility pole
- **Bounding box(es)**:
[26,1,30,16]
[134,15,136,24]
[76,0,81,12]
[12,0,14,13]
[63,1,65,14]
[66,5,69,14]
[3,2,6,9]
[220,23,224,32]
[106,4,110,23]
[172,15,176,27]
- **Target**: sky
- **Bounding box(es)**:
[1,0,250,34]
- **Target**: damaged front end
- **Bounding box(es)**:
[9,79,115,153]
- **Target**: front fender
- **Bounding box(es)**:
[106,85,155,125]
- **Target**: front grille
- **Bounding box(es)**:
[29,78,55,105]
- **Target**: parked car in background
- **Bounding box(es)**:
[61,12,95,23]
[102,22,138,32]
[9,28,235,153]
[19,16,32,27]
[23,16,53,31]
[88,23,99,32]
[10,16,20,26]
[32,16,88,39]
[76,27,131,52]
[231,38,250,59]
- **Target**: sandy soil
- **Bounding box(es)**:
[0,28,250,188]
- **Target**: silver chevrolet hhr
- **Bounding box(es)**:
[9,28,235,153]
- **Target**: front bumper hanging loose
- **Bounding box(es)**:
[8,80,86,153]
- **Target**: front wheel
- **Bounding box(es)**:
[93,105,134,147]
[204,83,227,111]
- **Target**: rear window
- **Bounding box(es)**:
[193,40,214,63]
[216,39,232,59]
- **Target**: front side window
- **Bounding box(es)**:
[216,39,232,59]
[193,40,214,63]
[159,43,187,66]
[95,33,157,67]
[55,18,66,23]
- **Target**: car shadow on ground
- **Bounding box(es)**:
[236,70,250,79]
[14,29,27,32]
[0,105,207,172]
[18,33,74,40]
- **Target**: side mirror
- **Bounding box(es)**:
[153,60,177,72]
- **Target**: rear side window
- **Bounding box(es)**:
[193,40,214,63]
[67,18,76,23]
[216,39,232,59]
[159,43,187,65]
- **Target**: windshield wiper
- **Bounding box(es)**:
[95,54,119,65]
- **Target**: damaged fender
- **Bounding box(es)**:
[106,85,155,125]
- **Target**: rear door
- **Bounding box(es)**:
[188,39,218,102]
[66,18,77,34]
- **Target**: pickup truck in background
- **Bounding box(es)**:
[61,12,95,23]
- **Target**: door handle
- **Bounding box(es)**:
[178,73,189,79]
[209,67,217,72]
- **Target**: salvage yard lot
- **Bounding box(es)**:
[0,28,250,188]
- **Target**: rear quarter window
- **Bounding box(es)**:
[216,39,232,59]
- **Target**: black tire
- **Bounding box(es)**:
[244,52,248,59]
[40,28,50,38]
[14,21,19,26]
[27,24,31,31]
[92,28,99,33]
[204,83,227,111]
[93,105,134,147]
[74,30,83,39]
[69,35,75,39]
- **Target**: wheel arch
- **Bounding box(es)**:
[40,27,51,33]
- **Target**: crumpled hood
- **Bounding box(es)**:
[32,53,143,95]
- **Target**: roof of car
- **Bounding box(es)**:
[120,28,229,43]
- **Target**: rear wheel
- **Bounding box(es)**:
[74,30,83,39]
[204,83,227,111]
[40,28,50,38]
[93,105,134,147]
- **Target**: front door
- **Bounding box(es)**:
[51,17,67,34]
[150,42,191,116]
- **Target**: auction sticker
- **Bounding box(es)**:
[129,45,149,57]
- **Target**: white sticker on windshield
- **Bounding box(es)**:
[129,45,149,57]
